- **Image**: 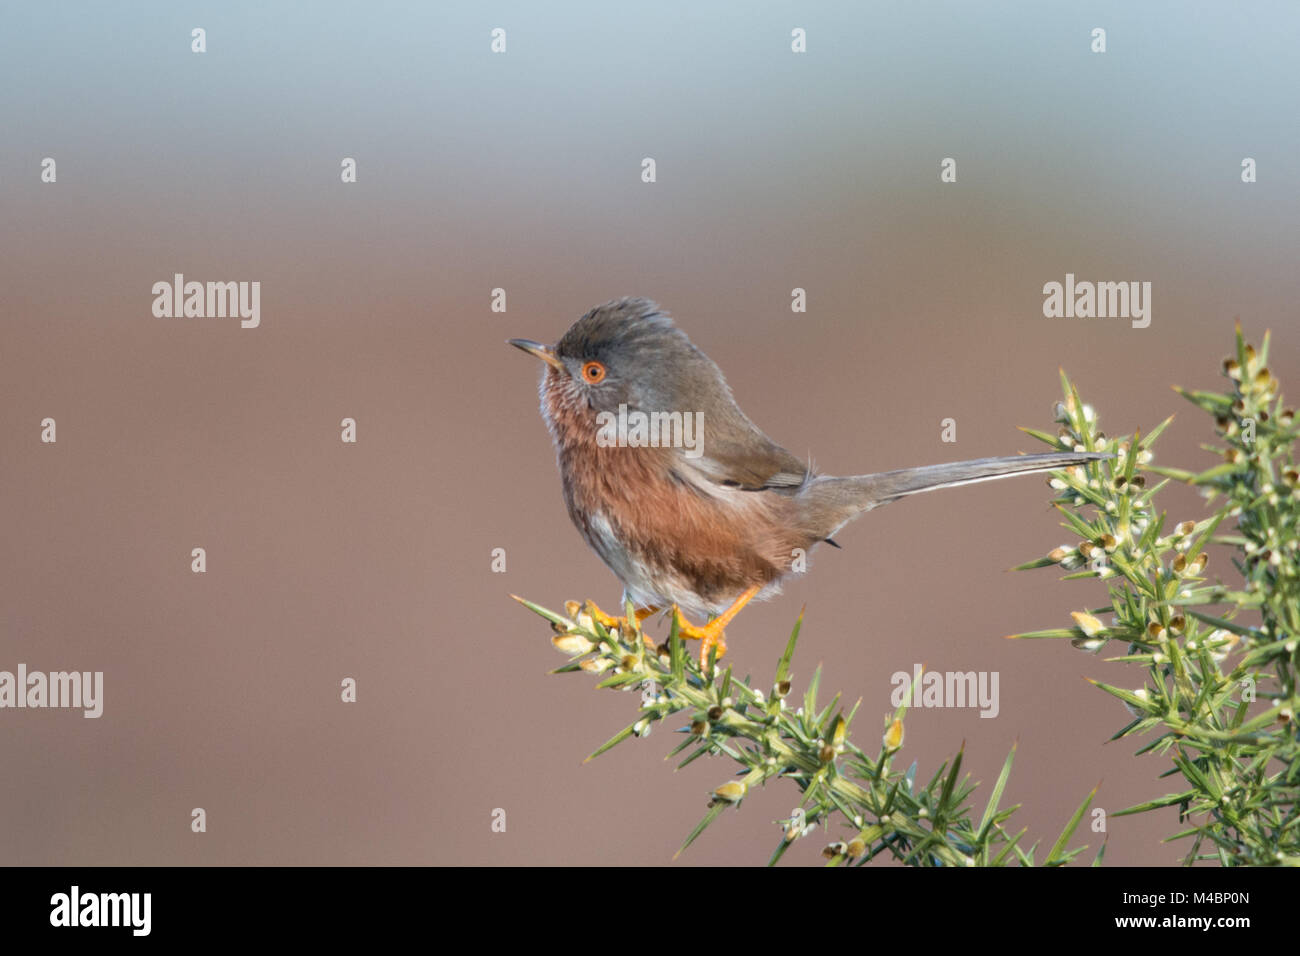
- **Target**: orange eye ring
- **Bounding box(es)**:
[582,360,606,384]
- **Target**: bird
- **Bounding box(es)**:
[510,297,1106,667]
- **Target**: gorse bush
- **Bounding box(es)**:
[1013,325,1299,866]
[516,593,1095,866]
[516,326,1298,866]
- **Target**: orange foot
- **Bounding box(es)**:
[672,585,761,669]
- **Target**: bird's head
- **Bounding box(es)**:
[510,298,720,434]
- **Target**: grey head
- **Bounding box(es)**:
[509,297,812,492]
[544,297,727,417]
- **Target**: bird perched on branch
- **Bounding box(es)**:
[511,298,1106,667]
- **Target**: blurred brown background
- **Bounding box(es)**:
[2,2,1298,865]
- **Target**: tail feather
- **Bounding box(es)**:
[848,452,1109,503]
[801,452,1109,537]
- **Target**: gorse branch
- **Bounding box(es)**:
[1012,325,1299,866]
[512,597,1098,866]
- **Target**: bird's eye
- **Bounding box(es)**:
[582,360,606,384]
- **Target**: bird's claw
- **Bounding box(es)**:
[672,607,729,670]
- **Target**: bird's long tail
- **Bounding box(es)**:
[845,451,1108,504]
[803,452,1109,534]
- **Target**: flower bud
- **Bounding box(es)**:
[1204,630,1240,664]
[711,781,747,805]
[1123,687,1151,717]
[1071,611,1106,637]
[883,717,904,751]
[552,632,595,655]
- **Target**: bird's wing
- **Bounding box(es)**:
[674,428,811,492]
[665,352,813,492]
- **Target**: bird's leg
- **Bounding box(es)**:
[672,585,761,669]
[572,600,659,643]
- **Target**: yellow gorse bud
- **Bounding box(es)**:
[883,717,904,751]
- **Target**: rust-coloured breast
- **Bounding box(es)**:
[540,372,804,610]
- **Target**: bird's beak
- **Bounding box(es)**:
[508,338,565,372]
